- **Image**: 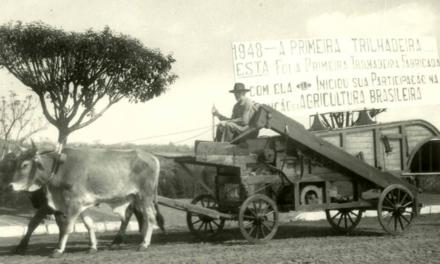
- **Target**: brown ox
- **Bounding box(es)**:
[0,151,147,255]
[9,147,163,258]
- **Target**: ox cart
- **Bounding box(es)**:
[157,105,440,243]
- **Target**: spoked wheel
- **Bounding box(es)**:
[325,209,363,233]
[238,194,279,243]
[377,184,417,235]
[186,194,225,239]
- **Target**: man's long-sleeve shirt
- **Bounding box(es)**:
[216,98,255,126]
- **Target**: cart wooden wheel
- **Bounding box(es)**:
[377,184,417,235]
[186,194,225,239]
[238,194,279,243]
[325,209,363,233]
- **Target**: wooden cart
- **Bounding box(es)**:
[158,105,439,243]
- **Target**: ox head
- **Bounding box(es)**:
[8,142,46,192]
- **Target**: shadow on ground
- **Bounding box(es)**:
[0,221,388,257]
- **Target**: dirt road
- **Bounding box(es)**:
[0,213,439,264]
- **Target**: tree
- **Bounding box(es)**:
[0,22,177,146]
[0,90,46,156]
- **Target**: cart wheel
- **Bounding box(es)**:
[186,194,225,239]
[239,194,279,243]
[325,209,363,233]
[377,184,417,235]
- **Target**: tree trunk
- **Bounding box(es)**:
[57,128,70,152]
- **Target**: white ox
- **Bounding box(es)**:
[9,146,162,258]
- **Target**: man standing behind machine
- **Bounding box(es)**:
[212,82,257,142]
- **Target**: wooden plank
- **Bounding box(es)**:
[241,174,280,185]
[381,127,400,135]
[154,153,194,159]
[313,119,439,138]
[401,172,440,176]
[321,135,340,147]
[177,162,214,196]
[374,128,381,169]
[398,126,404,171]
[345,134,374,139]
[345,142,373,148]
[294,182,300,210]
[325,181,331,204]
[406,125,435,136]
[300,173,352,182]
[309,166,334,174]
[295,200,373,212]
[401,125,408,171]
[383,133,404,139]
[345,131,375,167]
[195,154,257,166]
[340,133,346,149]
[384,140,402,170]
[157,196,234,219]
[256,105,418,194]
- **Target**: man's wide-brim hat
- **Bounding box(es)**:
[229,82,250,93]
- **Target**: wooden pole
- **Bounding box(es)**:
[212,107,215,141]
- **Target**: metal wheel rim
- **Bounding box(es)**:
[186,194,225,239]
[238,194,279,243]
[377,184,417,235]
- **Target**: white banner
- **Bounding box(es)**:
[232,37,440,114]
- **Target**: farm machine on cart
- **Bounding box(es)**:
[158,105,440,243]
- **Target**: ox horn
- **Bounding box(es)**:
[14,142,27,152]
[30,139,38,152]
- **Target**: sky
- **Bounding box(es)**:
[0,0,439,145]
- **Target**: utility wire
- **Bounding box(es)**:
[116,125,212,144]
[171,128,212,144]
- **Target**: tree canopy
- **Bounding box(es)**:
[0,21,177,144]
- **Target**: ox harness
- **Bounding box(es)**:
[30,151,67,185]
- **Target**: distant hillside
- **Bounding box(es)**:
[68,142,193,154]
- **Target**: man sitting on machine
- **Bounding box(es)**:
[212,82,257,142]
